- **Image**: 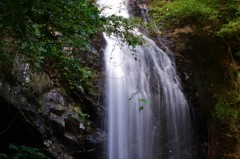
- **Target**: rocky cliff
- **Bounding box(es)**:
[0,38,106,159]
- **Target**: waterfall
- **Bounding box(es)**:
[98,0,192,159]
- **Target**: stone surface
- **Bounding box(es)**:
[162,25,240,159]
[0,78,105,158]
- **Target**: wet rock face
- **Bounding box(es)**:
[0,32,106,158]
[128,0,149,18]
[0,79,105,158]
[164,32,212,159]
[164,29,235,159]
[0,96,44,153]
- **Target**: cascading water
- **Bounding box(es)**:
[98,0,192,159]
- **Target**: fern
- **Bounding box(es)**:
[9,144,48,159]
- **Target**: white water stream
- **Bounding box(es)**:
[98,0,192,158]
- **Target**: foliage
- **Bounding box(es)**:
[214,95,240,123]
[150,0,218,26]
[138,98,149,111]
[28,71,53,94]
[0,0,102,98]
[9,144,48,159]
[217,18,240,40]
[64,107,90,123]
[103,15,144,47]
[149,0,240,123]
[0,0,143,100]
[212,71,240,123]
[128,91,149,111]
[149,0,240,46]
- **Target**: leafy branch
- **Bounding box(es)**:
[128,91,150,111]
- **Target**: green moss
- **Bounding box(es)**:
[149,0,240,39]
[217,19,240,39]
[149,0,218,28]
[214,97,240,123]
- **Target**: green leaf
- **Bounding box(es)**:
[139,106,144,111]
[9,144,48,159]
[139,98,149,105]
